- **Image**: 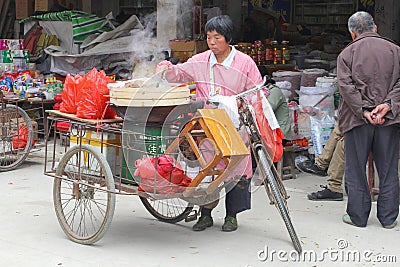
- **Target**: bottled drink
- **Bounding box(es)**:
[281,40,290,64]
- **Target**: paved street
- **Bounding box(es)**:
[0,148,399,267]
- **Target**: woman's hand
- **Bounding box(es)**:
[156,60,173,73]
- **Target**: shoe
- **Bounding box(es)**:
[383,221,397,229]
[297,160,327,176]
[342,214,365,228]
[222,216,238,232]
[192,215,213,231]
[307,185,343,201]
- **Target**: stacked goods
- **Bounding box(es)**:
[0,39,31,74]
[108,78,190,107]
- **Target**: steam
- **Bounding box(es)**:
[177,0,194,39]
[129,11,164,79]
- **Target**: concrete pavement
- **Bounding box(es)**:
[0,148,399,267]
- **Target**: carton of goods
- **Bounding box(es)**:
[169,39,208,63]
[70,130,121,175]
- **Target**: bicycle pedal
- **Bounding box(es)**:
[185,210,198,222]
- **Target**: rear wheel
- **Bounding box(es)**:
[0,104,33,171]
[256,146,302,253]
[140,197,193,223]
[53,145,116,244]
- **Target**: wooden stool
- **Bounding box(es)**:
[165,109,249,197]
[277,146,297,180]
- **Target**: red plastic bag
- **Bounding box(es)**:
[134,155,192,194]
[76,68,116,119]
[253,91,284,162]
[60,74,78,114]
[53,121,71,132]
[53,102,61,110]
[12,124,36,149]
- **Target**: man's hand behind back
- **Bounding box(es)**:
[369,103,391,125]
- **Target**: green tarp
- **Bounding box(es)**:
[21,11,113,44]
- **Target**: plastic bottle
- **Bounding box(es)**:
[281,40,290,64]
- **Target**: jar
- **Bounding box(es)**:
[272,41,282,65]
[255,40,265,65]
[250,44,258,63]
[265,39,273,65]
[281,40,290,64]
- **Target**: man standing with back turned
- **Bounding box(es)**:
[337,11,400,228]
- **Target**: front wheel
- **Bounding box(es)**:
[53,145,116,244]
[257,146,302,253]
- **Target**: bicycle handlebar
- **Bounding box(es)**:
[235,75,268,99]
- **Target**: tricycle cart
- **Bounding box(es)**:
[44,84,302,253]
[0,92,49,171]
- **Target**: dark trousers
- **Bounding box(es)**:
[344,124,399,227]
[202,179,251,217]
[225,179,251,216]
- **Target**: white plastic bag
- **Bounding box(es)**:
[310,115,336,155]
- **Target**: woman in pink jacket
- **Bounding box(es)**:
[158,15,263,232]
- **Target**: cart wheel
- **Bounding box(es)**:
[140,197,193,224]
[0,104,33,172]
[53,145,116,244]
[257,146,302,253]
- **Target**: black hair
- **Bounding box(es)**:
[205,15,234,43]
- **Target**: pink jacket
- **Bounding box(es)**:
[165,48,263,98]
[165,48,263,179]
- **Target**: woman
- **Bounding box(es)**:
[157,15,263,232]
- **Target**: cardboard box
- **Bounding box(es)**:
[35,0,77,11]
[80,0,91,13]
[15,0,34,20]
[0,39,25,50]
[70,130,122,175]
[169,40,208,63]
[34,0,53,11]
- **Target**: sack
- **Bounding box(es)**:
[253,91,284,162]
[12,124,36,149]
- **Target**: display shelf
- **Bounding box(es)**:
[294,0,356,33]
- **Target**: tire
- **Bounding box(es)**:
[0,104,33,172]
[53,145,116,244]
[257,147,302,253]
[140,197,193,223]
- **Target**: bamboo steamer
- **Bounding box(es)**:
[108,78,192,123]
[108,78,190,107]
